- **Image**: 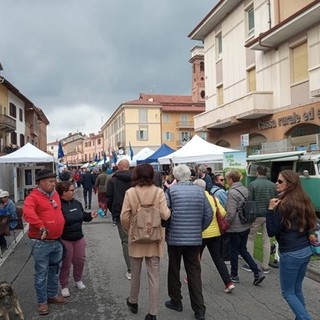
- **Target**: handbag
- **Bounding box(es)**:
[309,221,320,257]
[212,196,230,234]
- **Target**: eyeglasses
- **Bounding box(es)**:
[50,199,58,208]
[277,179,284,184]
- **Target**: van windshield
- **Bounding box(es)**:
[296,161,315,175]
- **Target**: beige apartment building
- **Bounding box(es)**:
[101,92,205,155]
[0,78,49,154]
[189,0,320,154]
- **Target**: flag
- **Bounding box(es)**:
[58,141,64,159]
[112,151,118,164]
[103,151,107,164]
[129,142,134,160]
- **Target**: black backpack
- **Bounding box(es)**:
[234,188,257,224]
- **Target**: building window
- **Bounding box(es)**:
[217,85,224,105]
[9,103,17,118]
[136,127,148,140]
[246,4,255,37]
[216,33,222,59]
[162,114,170,123]
[20,134,25,146]
[163,132,173,141]
[11,132,17,144]
[200,61,204,72]
[139,109,148,123]
[291,42,308,83]
[180,131,191,143]
[247,67,256,92]
[19,108,23,122]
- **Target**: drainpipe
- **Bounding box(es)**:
[267,0,272,29]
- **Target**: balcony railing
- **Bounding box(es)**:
[0,114,16,133]
[176,121,194,129]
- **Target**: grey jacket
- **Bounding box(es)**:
[165,181,213,246]
[226,181,251,233]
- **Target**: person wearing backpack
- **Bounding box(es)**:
[225,170,265,286]
[241,166,277,274]
[120,164,171,320]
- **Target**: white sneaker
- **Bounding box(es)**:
[126,272,132,280]
[75,281,86,290]
[61,287,70,297]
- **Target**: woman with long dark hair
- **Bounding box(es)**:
[120,164,170,320]
[267,170,317,320]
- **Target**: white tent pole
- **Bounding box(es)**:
[13,166,17,203]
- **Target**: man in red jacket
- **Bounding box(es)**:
[23,169,67,316]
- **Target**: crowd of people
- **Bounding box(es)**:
[0,160,315,320]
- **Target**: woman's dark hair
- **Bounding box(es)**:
[132,164,155,187]
[56,181,74,197]
[278,170,317,231]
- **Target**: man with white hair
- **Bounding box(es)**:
[164,164,213,320]
[0,190,18,252]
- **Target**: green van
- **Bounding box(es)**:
[246,151,320,218]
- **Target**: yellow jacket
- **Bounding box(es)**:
[202,191,226,239]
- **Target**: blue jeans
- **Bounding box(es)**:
[30,239,63,304]
[229,229,259,277]
[280,248,312,320]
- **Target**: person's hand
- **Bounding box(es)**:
[269,198,280,211]
[91,211,98,219]
[39,227,48,240]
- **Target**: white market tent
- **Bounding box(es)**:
[158,135,236,164]
[0,143,56,163]
[0,143,57,202]
[130,147,155,166]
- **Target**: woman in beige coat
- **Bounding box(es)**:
[121,163,170,320]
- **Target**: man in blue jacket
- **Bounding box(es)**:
[164,164,213,320]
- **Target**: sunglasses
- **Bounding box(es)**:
[277,179,284,184]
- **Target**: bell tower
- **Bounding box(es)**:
[189,45,205,103]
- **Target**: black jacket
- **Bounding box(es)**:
[61,198,92,241]
[106,170,132,219]
[81,172,95,190]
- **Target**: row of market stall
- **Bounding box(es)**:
[0,135,236,202]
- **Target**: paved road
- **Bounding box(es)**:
[1,188,320,320]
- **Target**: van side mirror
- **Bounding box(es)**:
[303,170,310,177]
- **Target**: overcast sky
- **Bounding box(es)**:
[1,0,216,142]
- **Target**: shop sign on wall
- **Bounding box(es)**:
[258,107,320,130]
[240,133,249,147]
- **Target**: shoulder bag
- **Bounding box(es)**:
[212,196,230,234]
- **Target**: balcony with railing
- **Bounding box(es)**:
[195,91,274,131]
[0,114,16,133]
[176,121,194,129]
[30,124,39,137]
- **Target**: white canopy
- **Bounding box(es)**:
[158,135,236,164]
[0,142,57,163]
[130,147,155,166]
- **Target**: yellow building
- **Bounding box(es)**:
[102,92,205,156]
